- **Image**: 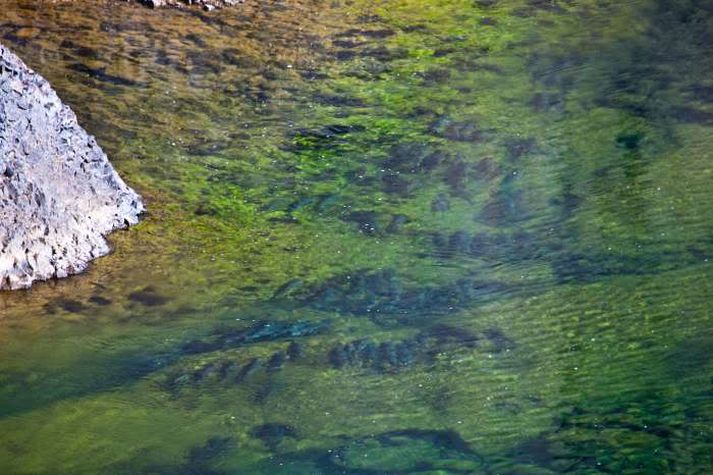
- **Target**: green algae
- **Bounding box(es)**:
[2,265,711,473]
[1,0,713,472]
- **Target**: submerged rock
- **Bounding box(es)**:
[0,44,144,290]
[181,319,330,355]
[327,324,513,372]
[327,429,484,472]
[250,423,297,451]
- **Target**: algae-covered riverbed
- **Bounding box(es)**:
[1,0,713,473]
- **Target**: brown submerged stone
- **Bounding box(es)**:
[0,43,144,290]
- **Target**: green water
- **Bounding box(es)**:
[1,0,712,472]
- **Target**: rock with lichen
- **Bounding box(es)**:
[0,43,144,290]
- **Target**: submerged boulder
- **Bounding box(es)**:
[0,44,144,290]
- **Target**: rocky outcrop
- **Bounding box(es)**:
[140,0,245,10]
[0,44,144,290]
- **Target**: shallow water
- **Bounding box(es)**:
[1,0,712,473]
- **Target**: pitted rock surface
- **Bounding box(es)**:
[141,0,245,9]
[0,43,144,290]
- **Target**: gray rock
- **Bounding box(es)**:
[0,43,144,290]
[139,0,244,9]
[144,0,167,8]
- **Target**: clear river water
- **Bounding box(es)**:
[1,0,713,473]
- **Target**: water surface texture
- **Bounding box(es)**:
[1,0,713,473]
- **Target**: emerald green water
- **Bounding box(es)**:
[1,0,713,472]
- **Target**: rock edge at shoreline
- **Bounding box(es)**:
[0,43,144,290]
[137,0,244,11]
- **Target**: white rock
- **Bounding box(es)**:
[0,43,144,290]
